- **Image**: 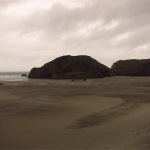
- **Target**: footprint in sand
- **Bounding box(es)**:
[72,139,78,143]
[90,136,96,141]
[132,130,139,135]
[104,145,109,149]
[84,146,89,149]
[143,127,148,132]
[101,131,106,135]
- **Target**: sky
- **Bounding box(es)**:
[0,0,150,71]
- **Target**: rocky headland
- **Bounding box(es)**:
[28,55,115,79]
[111,59,150,76]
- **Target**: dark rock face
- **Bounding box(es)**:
[22,74,27,77]
[111,59,150,76]
[28,55,114,79]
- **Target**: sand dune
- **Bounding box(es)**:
[0,77,150,149]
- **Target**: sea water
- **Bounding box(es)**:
[0,72,29,81]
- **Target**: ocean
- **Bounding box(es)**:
[0,72,29,81]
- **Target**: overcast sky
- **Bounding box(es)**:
[0,0,150,71]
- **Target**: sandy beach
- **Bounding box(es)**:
[0,76,150,149]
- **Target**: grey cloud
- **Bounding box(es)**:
[115,25,150,49]
[0,0,24,7]
[15,0,150,38]
[0,0,150,71]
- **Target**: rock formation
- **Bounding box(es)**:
[28,55,115,79]
[22,74,27,77]
[111,59,150,76]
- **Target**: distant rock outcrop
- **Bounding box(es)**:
[22,74,27,77]
[28,55,115,79]
[111,59,150,76]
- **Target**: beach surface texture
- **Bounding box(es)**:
[0,76,150,149]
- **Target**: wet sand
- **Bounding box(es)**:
[0,76,150,149]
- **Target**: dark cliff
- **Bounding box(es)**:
[111,59,150,76]
[28,55,114,79]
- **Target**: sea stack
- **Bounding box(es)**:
[28,55,114,79]
[111,59,150,76]
[22,74,27,77]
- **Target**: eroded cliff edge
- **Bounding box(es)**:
[111,59,150,76]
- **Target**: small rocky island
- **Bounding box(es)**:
[22,74,28,77]
[28,55,115,79]
[111,59,150,76]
